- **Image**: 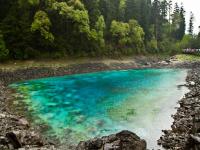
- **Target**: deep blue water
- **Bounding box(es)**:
[10,69,188,148]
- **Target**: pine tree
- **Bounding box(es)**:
[188,12,194,35]
[151,0,162,41]
[124,0,138,22]
[178,4,186,40]
[161,0,168,20]
[139,0,151,40]
[198,26,200,38]
[99,0,120,27]
[82,0,100,28]
[167,0,172,32]
[171,2,181,40]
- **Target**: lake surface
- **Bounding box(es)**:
[10,69,188,149]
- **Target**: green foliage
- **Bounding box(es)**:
[52,1,90,35]
[31,11,54,42]
[173,34,200,52]
[118,0,126,21]
[179,35,193,49]
[110,19,145,53]
[171,3,186,40]
[146,38,158,52]
[99,0,121,27]
[95,15,106,48]
[0,0,194,59]
[110,20,130,46]
[28,0,40,5]
[125,0,138,22]
[0,33,9,61]
[177,54,200,62]
[18,0,39,7]
[128,19,145,52]
[82,0,100,27]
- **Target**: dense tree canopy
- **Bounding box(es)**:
[0,0,199,60]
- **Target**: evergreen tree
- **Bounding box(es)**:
[118,0,126,21]
[161,0,168,20]
[138,0,151,40]
[168,0,172,22]
[198,26,200,38]
[82,0,100,28]
[171,3,180,40]
[151,0,162,41]
[167,0,172,33]
[124,0,138,22]
[188,12,194,35]
[99,0,120,27]
[178,4,186,40]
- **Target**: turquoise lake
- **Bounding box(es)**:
[10,69,188,149]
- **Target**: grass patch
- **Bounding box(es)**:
[176,54,200,62]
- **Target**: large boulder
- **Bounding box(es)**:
[76,130,146,150]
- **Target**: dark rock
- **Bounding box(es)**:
[0,136,7,145]
[165,59,171,63]
[76,130,146,150]
[144,62,151,66]
[6,132,22,149]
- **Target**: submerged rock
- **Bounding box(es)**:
[76,130,146,150]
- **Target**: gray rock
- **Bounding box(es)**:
[190,134,200,143]
[17,118,29,127]
[76,130,146,150]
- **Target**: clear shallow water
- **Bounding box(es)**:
[10,69,188,149]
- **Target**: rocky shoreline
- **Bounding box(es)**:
[0,59,200,150]
[0,80,56,150]
[158,66,200,150]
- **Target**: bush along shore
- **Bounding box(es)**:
[0,60,200,150]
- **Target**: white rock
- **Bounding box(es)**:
[0,113,6,118]
[190,81,195,86]
[18,118,29,127]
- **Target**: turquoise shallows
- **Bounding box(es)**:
[10,69,188,148]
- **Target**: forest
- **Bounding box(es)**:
[0,0,200,60]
